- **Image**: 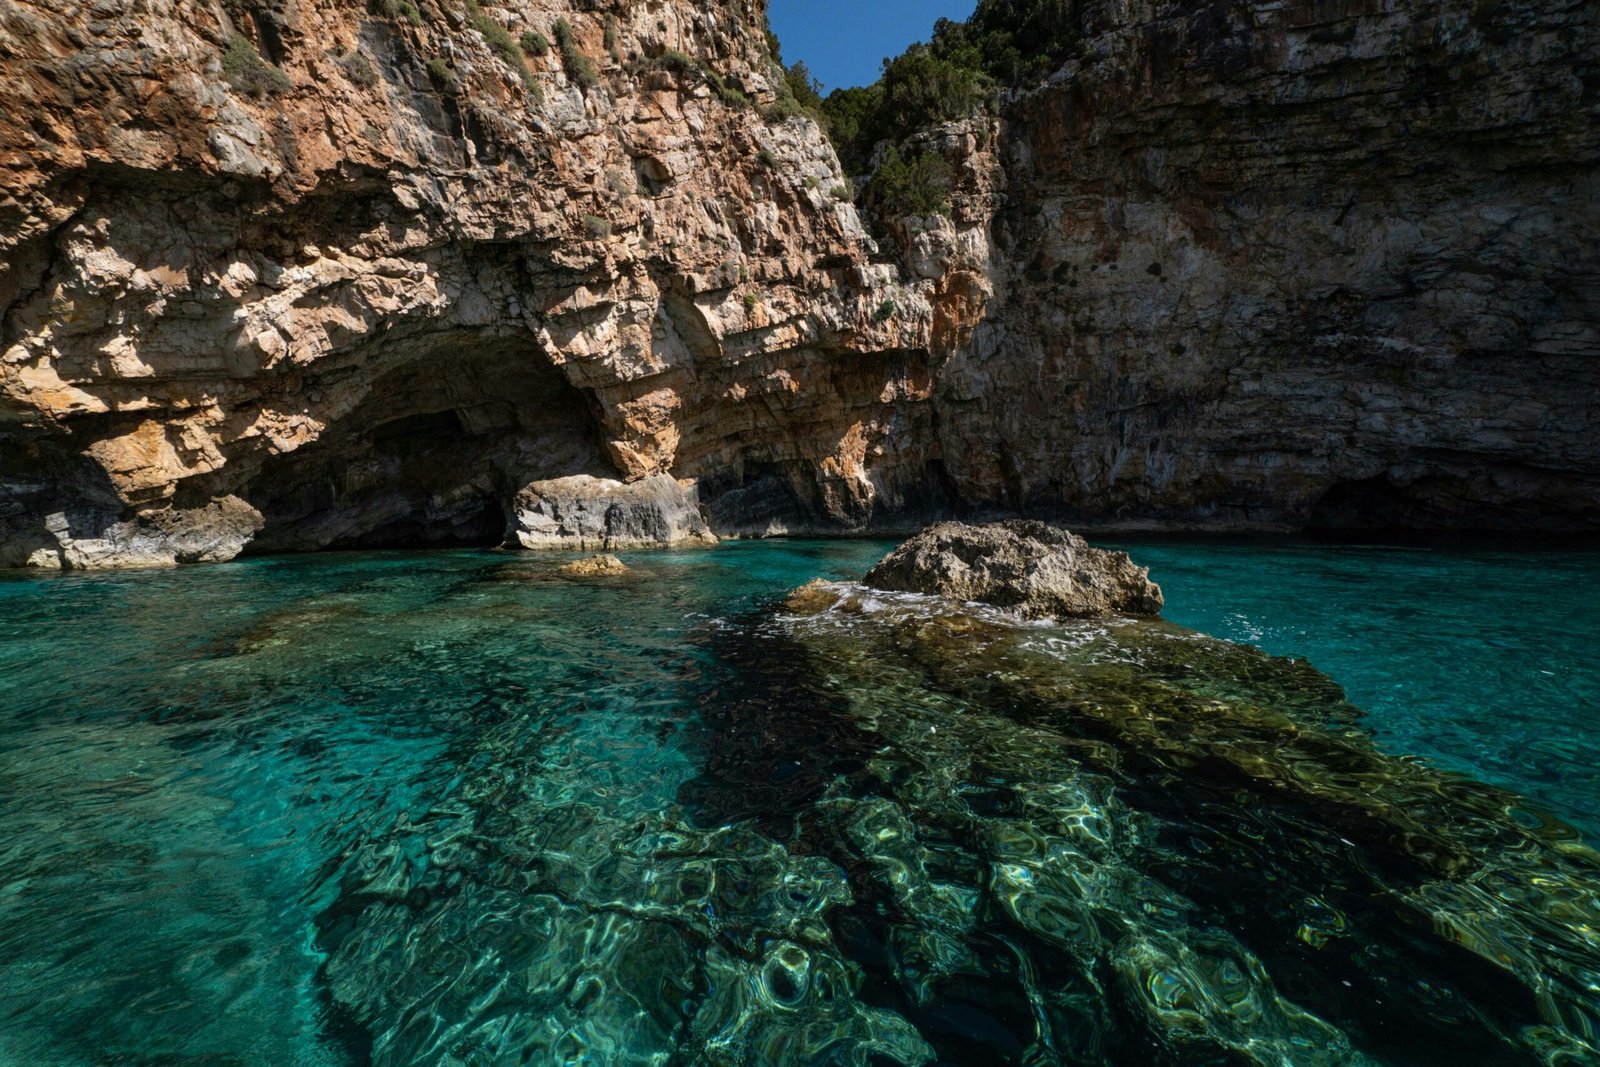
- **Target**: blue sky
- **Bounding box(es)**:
[767,0,977,92]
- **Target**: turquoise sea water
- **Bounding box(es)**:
[1106,540,1600,841]
[0,539,1596,1065]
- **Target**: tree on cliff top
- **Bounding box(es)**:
[819,0,1084,173]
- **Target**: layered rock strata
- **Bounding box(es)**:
[929,0,1600,530]
[1,0,1596,568]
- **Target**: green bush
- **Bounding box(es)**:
[867,146,954,217]
[764,58,826,125]
[426,57,453,88]
[369,0,422,25]
[783,60,825,113]
[654,48,695,75]
[880,44,987,130]
[756,148,777,169]
[340,51,379,87]
[699,62,748,107]
[874,299,896,323]
[552,18,599,89]
[816,0,1086,172]
[222,35,291,96]
[465,1,536,90]
[818,84,887,173]
[954,0,1085,84]
[603,14,620,61]
[519,29,548,56]
[582,213,611,238]
[743,292,758,311]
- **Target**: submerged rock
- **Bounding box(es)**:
[769,578,1600,1064]
[864,520,1163,618]
[556,554,631,578]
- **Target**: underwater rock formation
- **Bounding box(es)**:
[759,579,1600,1064]
[555,552,629,577]
[238,560,1598,1065]
[863,520,1163,618]
[1,0,1597,566]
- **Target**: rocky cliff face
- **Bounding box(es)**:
[0,0,964,566]
[1,0,1595,567]
[932,0,1600,531]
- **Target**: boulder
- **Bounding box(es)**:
[511,474,716,550]
[863,520,1162,618]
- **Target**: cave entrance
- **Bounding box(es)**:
[321,410,512,549]
[239,336,611,553]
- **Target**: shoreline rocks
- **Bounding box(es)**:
[512,475,716,551]
[863,520,1163,619]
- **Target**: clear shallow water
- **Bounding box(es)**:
[1108,540,1600,839]
[0,539,1596,1066]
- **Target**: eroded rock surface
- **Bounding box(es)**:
[0,0,953,567]
[863,520,1163,618]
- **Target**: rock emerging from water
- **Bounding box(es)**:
[513,474,716,551]
[864,521,1163,618]
[556,553,631,577]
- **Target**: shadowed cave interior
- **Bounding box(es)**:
[240,336,610,552]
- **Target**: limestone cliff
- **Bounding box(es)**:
[0,0,1595,568]
[0,0,955,566]
[926,0,1600,531]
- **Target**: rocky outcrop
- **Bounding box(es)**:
[512,473,712,550]
[927,0,1600,531]
[1,0,1595,568]
[863,520,1163,618]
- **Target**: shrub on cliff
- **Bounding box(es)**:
[222,35,291,97]
[552,18,599,89]
[960,0,1085,84]
[339,51,379,88]
[764,58,827,124]
[699,62,750,108]
[866,146,954,217]
[465,1,538,94]
[653,48,695,75]
[820,84,888,174]
[821,47,986,171]
[603,14,621,62]
[369,0,422,25]
[881,44,989,130]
